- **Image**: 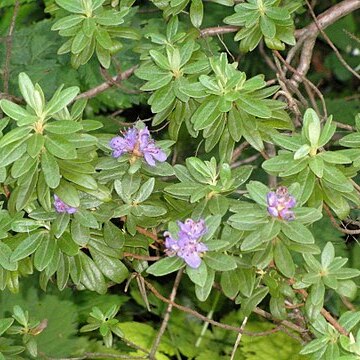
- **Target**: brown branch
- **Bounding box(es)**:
[324,204,360,235]
[123,252,161,261]
[2,0,20,95]
[273,50,327,118]
[288,278,349,336]
[252,307,309,335]
[74,66,138,101]
[199,26,239,38]
[304,0,360,80]
[141,275,307,336]
[149,269,183,359]
[292,0,360,87]
[231,141,249,163]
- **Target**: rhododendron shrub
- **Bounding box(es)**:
[0,0,359,359]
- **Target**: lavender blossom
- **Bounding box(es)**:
[267,186,296,221]
[109,126,166,166]
[164,219,208,269]
[53,195,77,214]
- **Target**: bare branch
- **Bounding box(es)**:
[304,0,360,80]
[141,275,308,336]
[324,204,360,235]
[200,26,239,38]
[292,0,360,86]
[75,66,138,101]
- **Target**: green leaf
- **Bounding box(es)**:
[186,261,207,287]
[45,135,77,159]
[146,257,184,276]
[54,181,80,208]
[61,169,98,190]
[195,268,215,302]
[103,222,125,249]
[55,0,85,13]
[41,150,60,189]
[27,133,45,158]
[321,242,335,269]
[274,241,295,278]
[0,141,27,167]
[309,156,324,178]
[95,28,113,50]
[190,0,203,27]
[221,270,241,298]
[204,253,237,271]
[45,120,82,134]
[339,311,360,331]
[10,231,45,262]
[0,126,32,148]
[0,100,37,125]
[260,15,276,38]
[237,95,271,118]
[281,221,315,244]
[240,231,263,251]
[0,318,14,336]
[52,14,85,31]
[135,178,155,203]
[192,97,221,130]
[34,233,56,271]
[45,87,80,115]
[241,287,269,316]
[0,242,17,271]
[80,252,107,294]
[303,108,321,147]
[18,73,37,111]
[90,248,129,284]
[246,181,269,206]
[294,144,310,160]
[58,232,79,256]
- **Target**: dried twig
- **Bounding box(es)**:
[149,269,183,359]
[230,317,249,360]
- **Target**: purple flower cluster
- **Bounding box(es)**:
[164,219,208,269]
[109,126,167,166]
[53,195,77,214]
[267,186,296,221]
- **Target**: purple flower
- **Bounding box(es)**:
[267,186,296,221]
[109,126,167,166]
[53,195,77,214]
[164,219,208,269]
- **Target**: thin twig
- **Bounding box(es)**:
[288,278,349,336]
[123,252,161,261]
[304,0,360,80]
[230,316,249,360]
[149,269,184,359]
[74,66,138,101]
[324,204,360,235]
[141,275,307,336]
[273,50,328,119]
[199,26,239,38]
[2,0,20,95]
[231,141,250,163]
[292,0,360,86]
